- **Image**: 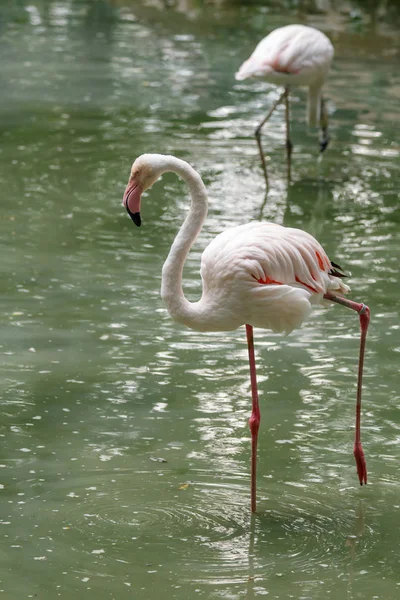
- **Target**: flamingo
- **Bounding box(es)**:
[235,24,334,189]
[122,153,370,513]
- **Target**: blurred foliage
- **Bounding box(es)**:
[115,0,400,22]
[1,0,400,25]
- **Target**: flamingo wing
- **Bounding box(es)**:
[200,222,348,334]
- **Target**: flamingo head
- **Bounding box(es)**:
[123,154,166,227]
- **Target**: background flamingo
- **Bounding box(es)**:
[123,153,370,513]
[235,24,334,189]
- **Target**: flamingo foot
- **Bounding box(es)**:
[319,136,329,153]
[354,442,367,485]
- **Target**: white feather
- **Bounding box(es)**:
[235,24,334,126]
[200,222,348,334]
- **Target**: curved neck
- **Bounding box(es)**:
[160,157,208,329]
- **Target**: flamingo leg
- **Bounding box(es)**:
[246,324,260,513]
[324,293,370,485]
[319,96,329,154]
[255,89,287,192]
[284,87,292,183]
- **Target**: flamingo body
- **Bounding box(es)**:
[199,222,348,333]
[122,154,369,512]
[236,24,334,126]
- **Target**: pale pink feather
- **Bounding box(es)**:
[200,222,348,334]
[235,24,334,125]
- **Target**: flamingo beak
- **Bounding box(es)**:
[123,178,142,227]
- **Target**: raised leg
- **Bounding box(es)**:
[319,96,329,154]
[324,293,370,485]
[246,324,260,513]
[284,87,292,183]
[255,89,286,193]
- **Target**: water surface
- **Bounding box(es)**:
[1,1,400,598]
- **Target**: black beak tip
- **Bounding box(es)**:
[127,210,141,227]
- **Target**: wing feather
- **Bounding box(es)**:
[235,24,333,84]
[199,222,348,333]
[201,221,348,297]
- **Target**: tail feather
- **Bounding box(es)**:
[329,260,348,279]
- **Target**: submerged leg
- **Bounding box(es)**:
[255,89,286,193]
[319,96,329,154]
[284,87,293,183]
[246,324,261,512]
[324,293,370,485]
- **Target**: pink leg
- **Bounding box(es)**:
[246,324,260,512]
[324,293,370,485]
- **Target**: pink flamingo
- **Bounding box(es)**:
[123,154,369,513]
[235,24,334,188]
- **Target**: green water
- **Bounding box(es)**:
[1,1,400,598]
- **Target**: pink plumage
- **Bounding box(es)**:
[122,154,369,513]
[236,24,334,126]
[200,222,348,334]
[235,25,334,187]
